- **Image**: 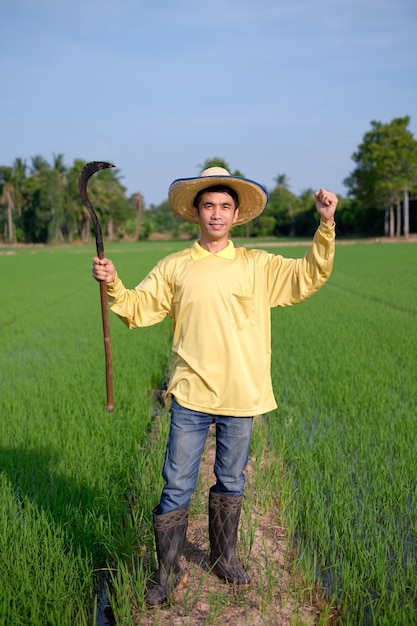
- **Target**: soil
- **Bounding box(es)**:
[131,423,338,626]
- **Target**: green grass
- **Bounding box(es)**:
[1,239,416,624]
[0,242,176,624]
[266,241,417,625]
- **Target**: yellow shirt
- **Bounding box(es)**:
[107,222,335,416]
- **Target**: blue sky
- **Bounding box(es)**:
[1,0,416,206]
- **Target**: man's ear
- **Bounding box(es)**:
[232,208,239,224]
[192,206,199,221]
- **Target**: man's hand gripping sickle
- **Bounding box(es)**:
[92,256,117,284]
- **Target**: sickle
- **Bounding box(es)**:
[79,161,115,412]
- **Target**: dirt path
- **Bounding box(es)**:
[132,422,335,625]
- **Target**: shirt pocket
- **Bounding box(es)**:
[228,293,256,330]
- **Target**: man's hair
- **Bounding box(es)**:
[193,185,239,211]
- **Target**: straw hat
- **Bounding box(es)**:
[168,167,268,226]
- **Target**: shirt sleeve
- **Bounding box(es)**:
[265,221,335,307]
[106,263,173,329]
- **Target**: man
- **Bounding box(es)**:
[92,166,337,607]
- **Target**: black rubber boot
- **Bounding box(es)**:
[208,488,251,586]
[145,506,189,608]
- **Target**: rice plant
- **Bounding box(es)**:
[1,239,416,624]
[267,241,417,625]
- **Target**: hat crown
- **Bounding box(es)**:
[200,166,230,178]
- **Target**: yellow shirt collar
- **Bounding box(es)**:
[191,240,235,261]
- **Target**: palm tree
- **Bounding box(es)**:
[132,192,145,240]
[50,153,69,241]
[198,157,231,173]
[30,155,50,177]
[0,168,15,243]
[274,173,291,190]
[0,161,26,243]
[272,173,295,235]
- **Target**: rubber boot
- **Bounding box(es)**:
[145,506,189,608]
[208,488,251,586]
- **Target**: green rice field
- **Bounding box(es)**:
[0,238,416,625]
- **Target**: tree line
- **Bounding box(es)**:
[1,116,416,245]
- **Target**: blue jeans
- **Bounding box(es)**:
[158,398,253,514]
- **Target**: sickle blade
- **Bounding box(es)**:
[78,161,115,257]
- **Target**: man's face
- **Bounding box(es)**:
[193,191,239,242]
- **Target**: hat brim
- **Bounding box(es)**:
[168,175,268,225]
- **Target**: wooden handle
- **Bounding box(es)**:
[99,280,114,412]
